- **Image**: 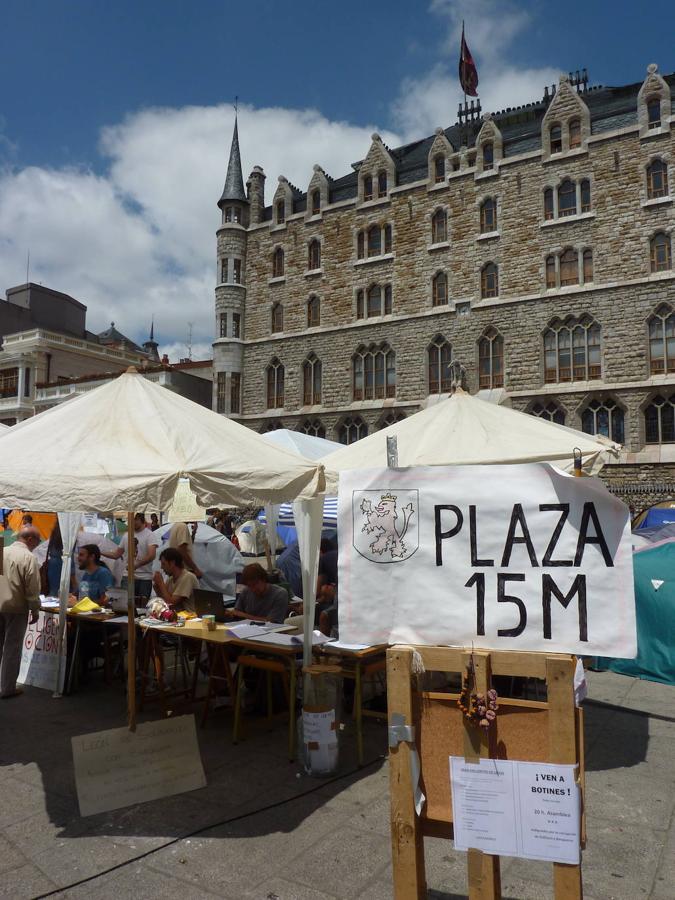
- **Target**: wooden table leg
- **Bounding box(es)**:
[233,660,245,744]
[288,658,296,762]
[191,638,203,702]
[355,660,364,767]
[66,621,81,695]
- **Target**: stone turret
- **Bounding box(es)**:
[247,165,266,226]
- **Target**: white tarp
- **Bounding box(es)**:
[261,428,341,461]
[338,463,636,658]
[0,370,325,512]
[320,389,619,492]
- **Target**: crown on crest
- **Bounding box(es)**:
[380,492,396,501]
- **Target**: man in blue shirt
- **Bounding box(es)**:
[71,544,114,605]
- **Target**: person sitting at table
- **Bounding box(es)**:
[69,544,114,606]
[228,563,289,623]
[152,548,199,613]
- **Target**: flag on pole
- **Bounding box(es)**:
[459,23,478,97]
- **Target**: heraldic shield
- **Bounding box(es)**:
[352,489,419,563]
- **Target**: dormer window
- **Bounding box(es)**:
[377,171,387,198]
[311,190,321,216]
[483,142,494,170]
[647,97,662,129]
[276,200,285,224]
[434,155,445,183]
[363,175,373,202]
[550,124,562,154]
[569,119,581,149]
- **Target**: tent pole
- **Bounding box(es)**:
[126,512,137,731]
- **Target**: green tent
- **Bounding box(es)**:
[602,542,675,685]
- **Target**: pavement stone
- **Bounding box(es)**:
[0,862,59,900]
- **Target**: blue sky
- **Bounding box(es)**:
[0,0,673,356]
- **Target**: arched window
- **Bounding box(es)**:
[432,272,448,307]
[530,401,565,425]
[384,284,393,315]
[558,179,577,217]
[550,124,562,154]
[356,289,364,319]
[224,206,241,224]
[545,255,556,289]
[367,285,381,317]
[357,231,365,259]
[581,398,625,443]
[651,233,672,272]
[363,175,373,202]
[428,335,452,394]
[431,209,447,243]
[647,97,662,129]
[583,249,593,282]
[302,353,322,405]
[648,305,675,374]
[338,416,368,445]
[481,262,498,298]
[384,224,393,253]
[544,317,601,383]
[480,197,497,233]
[311,189,321,216]
[367,225,381,257]
[478,328,504,389]
[434,155,445,183]
[580,179,591,213]
[544,188,554,221]
[483,142,494,170]
[307,295,320,328]
[276,200,285,225]
[308,239,321,270]
[272,247,284,277]
[271,302,284,334]
[377,170,387,198]
[559,248,579,286]
[569,118,581,149]
[647,160,669,199]
[378,411,406,430]
[362,284,391,318]
[353,343,396,400]
[266,358,284,409]
[232,259,242,284]
[300,419,326,438]
[645,395,675,443]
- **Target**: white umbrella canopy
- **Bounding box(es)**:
[0,370,325,513]
[320,389,620,491]
[261,428,341,461]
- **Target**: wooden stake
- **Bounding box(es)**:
[126,512,137,731]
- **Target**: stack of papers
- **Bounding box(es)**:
[70,598,102,613]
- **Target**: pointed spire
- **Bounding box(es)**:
[218,114,248,208]
[143,316,160,362]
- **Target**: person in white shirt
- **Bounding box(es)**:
[101,513,159,601]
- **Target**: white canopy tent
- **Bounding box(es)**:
[0,369,326,723]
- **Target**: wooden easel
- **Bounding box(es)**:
[387,646,584,899]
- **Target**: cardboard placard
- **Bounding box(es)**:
[19,611,66,693]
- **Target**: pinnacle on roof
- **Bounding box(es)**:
[218,115,248,208]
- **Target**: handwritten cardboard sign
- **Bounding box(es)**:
[19,611,66,693]
[338,463,636,656]
[71,715,206,817]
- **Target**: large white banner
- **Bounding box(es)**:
[18,611,67,692]
[337,464,636,657]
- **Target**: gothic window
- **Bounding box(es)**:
[352,343,396,401]
[651,232,672,272]
[308,239,321,270]
[276,200,285,225]
[559,249,579,286]
[367,225,381,257]
[357,232,365,259]
[480,197,497,233]
[434,155,445,183]
[233,259,242,284]
[384,224,393,253]
[582,398,625,443]
[431,209,447,243]
[558,179,577,217]
[216,372,226,414]
[569,118,581,149]
[530,401,565,425]
[377,170,388,198]
[544,188,554,221]
[544,317,601,383]
[580,179,591,213]
[363,175,373,202]
[647,97,662,129]
[546,255,556,289]
[648,305,675,374]
[428,335,452,394]
[219,313,227,338]
[311,189,321,215]
[307,295,320,328]
[302,353,322,405]
[378,411,406,430]
[271,302,284,334]
[356,289,364,319]
[583,249,593,282]
[266,358,284,409]
[272,247,284,278]
[647,159,669,199]
[232,312,241,338]
[645,394,675,443]
[550,124,562,154]
[483,142,494,170]
[361,284,391,318]
[432,272,448,307]
[384,284,393,315]
[230,373,241,415]
[481,262,498,298]
[367,285,381,317]
[478,328,504,389]
[338,416,367,445]
[300,419,326,438]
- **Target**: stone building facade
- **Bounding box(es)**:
[213,66,675,510]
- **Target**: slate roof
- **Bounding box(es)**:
[97,322,144,353]
[218,117,248,207]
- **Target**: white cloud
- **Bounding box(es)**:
[0,105,399,359]
[392,0,560,140]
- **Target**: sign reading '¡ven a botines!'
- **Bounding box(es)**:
[337,464,636,658]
